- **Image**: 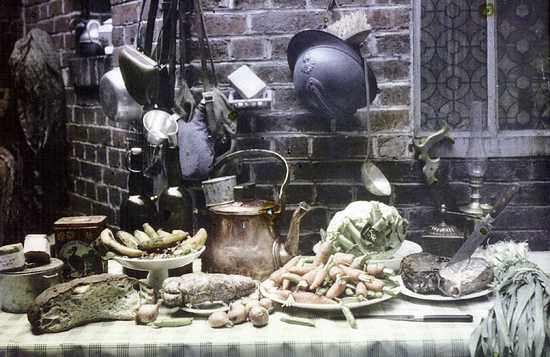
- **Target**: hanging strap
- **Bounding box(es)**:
[174,0,196,120]
[194,0,217,90]
[143,0,159,55]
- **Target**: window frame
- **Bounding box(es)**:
[412,0,550,158]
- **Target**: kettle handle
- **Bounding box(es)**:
[212,149,289,208]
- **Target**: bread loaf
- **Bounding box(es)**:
[28,273,152,334]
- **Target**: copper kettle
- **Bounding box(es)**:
[202,149,311,281]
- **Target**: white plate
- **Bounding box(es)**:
[396,276,492,301]
[181,304,229,316]
[312,240,423,271]
[259,280,400,311]
[113,246,205,271]
[113,246,205,290]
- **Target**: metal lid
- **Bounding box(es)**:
[53,215,107,228]
[0,258,63,276]
[209,200,280,216]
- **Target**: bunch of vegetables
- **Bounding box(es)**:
[325,201,407,259]
[264,241,398,327]
[100,224,207,258]
[470,241,550,357]
[208,297,274,328]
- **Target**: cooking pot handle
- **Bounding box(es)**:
[212,149,289,207]
[42,273,59,280]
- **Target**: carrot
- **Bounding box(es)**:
[274,289,291,300]
[303,266,321,286]
[292,291,337,305]
[281,273,304,285]
[338,264,369,282]
[362,277,384,292]
[269,255,302,285]
[350,255,368,270]
[333,252,355,266]
[328,265,344,280]
[310,255,334,290]
[356,282,368,297]
[313,241,332,266]
[282,279,291,290]
[366,263,385,277]
[289,264,316,275]
[325,278,347,299]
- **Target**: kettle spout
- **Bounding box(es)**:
[282,201,312,260]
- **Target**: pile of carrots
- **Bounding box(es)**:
[265,241,398,305]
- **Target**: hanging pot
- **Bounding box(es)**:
[78,20,103,56]
[99,68,143,122]
[118,45,167,107]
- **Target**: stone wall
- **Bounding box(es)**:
[11,0,550,253]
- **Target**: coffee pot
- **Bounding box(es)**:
[201,149,311,281]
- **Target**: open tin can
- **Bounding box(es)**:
[53,216,107,280]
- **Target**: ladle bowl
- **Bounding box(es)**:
[361,160,392,196]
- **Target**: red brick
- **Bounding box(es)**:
[112,2,139,26]
[52,33,64,49]
[36,20,54,34]
[249,10,326,34]
[269,35,292,60]
[369,59,410,82]
[203,13,247,36]
[230,37,266,60]
[367,109,410,132]
[374,84,410,106]
[376,33,410,57]
[54,15,71,33]
[38,3,48,20]
[202,0,230,10]
[271,0,307,9]
[249,62,291,84]
[62,0,76,14]
[232,0,268,10]
[189,38,230,61]
[271,86,301,111]
[48,0,62,19]
[25,6,39,24]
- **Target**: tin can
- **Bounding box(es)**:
[53,216,107,280]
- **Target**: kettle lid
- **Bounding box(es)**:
[209,200,280,217]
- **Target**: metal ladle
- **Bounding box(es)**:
[361,59,391,196]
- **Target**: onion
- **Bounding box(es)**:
[248,306,269,327]
[135,301,161,325]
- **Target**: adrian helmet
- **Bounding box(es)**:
[287,30,377,119]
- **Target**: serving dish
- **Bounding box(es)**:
[113,246,205,290]
[395,276,492,301]
[259,279,400,311]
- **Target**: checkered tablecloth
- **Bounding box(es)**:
[0,292,495,357]
[5,253,549,357]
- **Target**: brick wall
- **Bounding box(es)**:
[14,0,550,253]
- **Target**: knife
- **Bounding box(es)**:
[326,313,473,322]
[448,184,520,264]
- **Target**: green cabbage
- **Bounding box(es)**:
[325,201,408,259]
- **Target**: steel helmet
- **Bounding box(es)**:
[287,30,377,119]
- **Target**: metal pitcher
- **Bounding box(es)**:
[202,149,311,281]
